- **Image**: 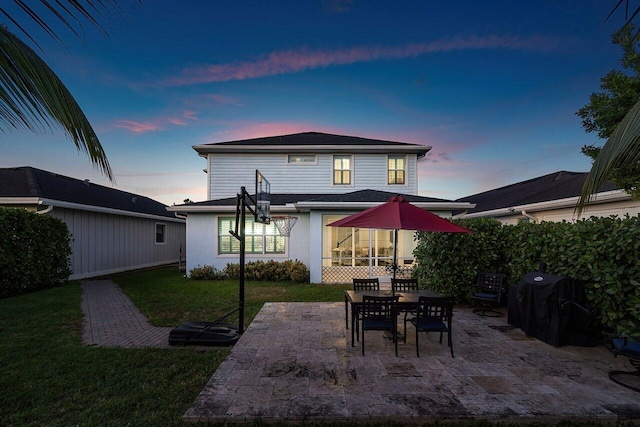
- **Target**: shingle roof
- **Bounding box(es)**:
[206,132,423,147]
[193,131,431,157]
[0,166,176,219]
[179,189,453,207]
[456,171,619,214]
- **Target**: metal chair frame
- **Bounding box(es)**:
[408,296,455,357]
[361,295,399,356]
[471,273,505,317]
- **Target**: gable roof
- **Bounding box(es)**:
[0,166,178,219]
[456,171,619,214]
[192,131,431,157]
[168,189,473,213]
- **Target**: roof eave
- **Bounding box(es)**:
[462,189,630,218]
[192,144,431,157]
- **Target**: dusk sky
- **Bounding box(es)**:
[1,1,630,206]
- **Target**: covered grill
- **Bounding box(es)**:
[507,271,596,347]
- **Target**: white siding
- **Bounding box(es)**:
[51,207,186,280]
[208,153,418,199]
[185,212,310,275]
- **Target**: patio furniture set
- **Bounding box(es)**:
[345,277,454,358]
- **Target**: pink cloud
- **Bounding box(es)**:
[167,110,198,126]
[114,110,198,133]
[115,120,159,133]
[163,35,564,86]
[207,94,241,106]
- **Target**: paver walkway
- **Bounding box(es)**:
[185,302,640,424]
[81,279,172,348]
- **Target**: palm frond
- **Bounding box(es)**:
[0,24,113,180]
[577,98,640,215]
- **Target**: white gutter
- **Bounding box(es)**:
[461,190,630,219]
[166,204,299,214]
[0,197,41,205]
[29,198,186,223]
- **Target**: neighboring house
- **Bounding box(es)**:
[0,166,186,280]
[456,170,640,225]
[167,132,473,283]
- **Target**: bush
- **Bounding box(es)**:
[413,215,640,338]
[0,207,71,298]
[188,265,225,280]
[191,260,309,283]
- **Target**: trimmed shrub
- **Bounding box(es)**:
[191,260,309,283]
[0,207,71,298]
[189,265,225,280]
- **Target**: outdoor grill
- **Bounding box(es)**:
[507,271,596,347]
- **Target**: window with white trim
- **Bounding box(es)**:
[218,217,285,254]
[388,155,406,185]
[155,223,167,245]
[333,155,351,185]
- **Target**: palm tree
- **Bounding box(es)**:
[0,1,140,182]
[577,0,640,214]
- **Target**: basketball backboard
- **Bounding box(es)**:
[255,170,271,224]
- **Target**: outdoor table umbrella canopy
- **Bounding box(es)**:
[326,196,473,279]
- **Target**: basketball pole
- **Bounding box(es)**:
[229,185,256,335]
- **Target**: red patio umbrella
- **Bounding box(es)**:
[326,195,473,279]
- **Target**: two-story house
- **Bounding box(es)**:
[168,132,473,283]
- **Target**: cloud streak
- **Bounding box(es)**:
[163,35,564,87]
[114,110,198,134]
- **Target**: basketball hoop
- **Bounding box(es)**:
[271,216,298,237]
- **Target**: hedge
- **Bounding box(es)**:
[414,216,640,338]
[189,259,310,283]
[0,208,71,298]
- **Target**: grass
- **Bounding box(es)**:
[0,266,348,426]
[114,267,349,326]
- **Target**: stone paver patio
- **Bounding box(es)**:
[185,302,640,424]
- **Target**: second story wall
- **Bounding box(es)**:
[208,152,419,199]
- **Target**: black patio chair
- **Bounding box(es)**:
[470,273,505,317]
[606,336,640,392]
[391,278,418,292]
[407,296,455,357]
[391,278,419,332]
[352,278,381,339]
[361,294,399,356]
[353,278,380,291]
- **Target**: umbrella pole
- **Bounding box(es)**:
[392,229,398,280]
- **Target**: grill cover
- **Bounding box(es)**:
[507,271,596,347]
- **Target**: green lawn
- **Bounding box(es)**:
[0,266,348,426]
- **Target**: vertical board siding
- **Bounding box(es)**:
[209,153,419,199]
[50,207,186,279]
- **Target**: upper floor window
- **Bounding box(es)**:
[287,154,316,164]
[218,217,285,255]
[155,223,167,245]
[388,155,406,185]
[333,155,351,185]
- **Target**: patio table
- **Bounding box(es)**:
[344,289,440,346]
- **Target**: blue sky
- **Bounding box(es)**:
[1,0,628,205]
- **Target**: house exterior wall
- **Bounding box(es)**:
[51,207,185,280]
[185,212,310,274]
[478,199,640,225]
[207,153,418,199]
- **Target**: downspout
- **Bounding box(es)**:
[521,210,537,223]
[173,212,187,220]
[36,205,53,214]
